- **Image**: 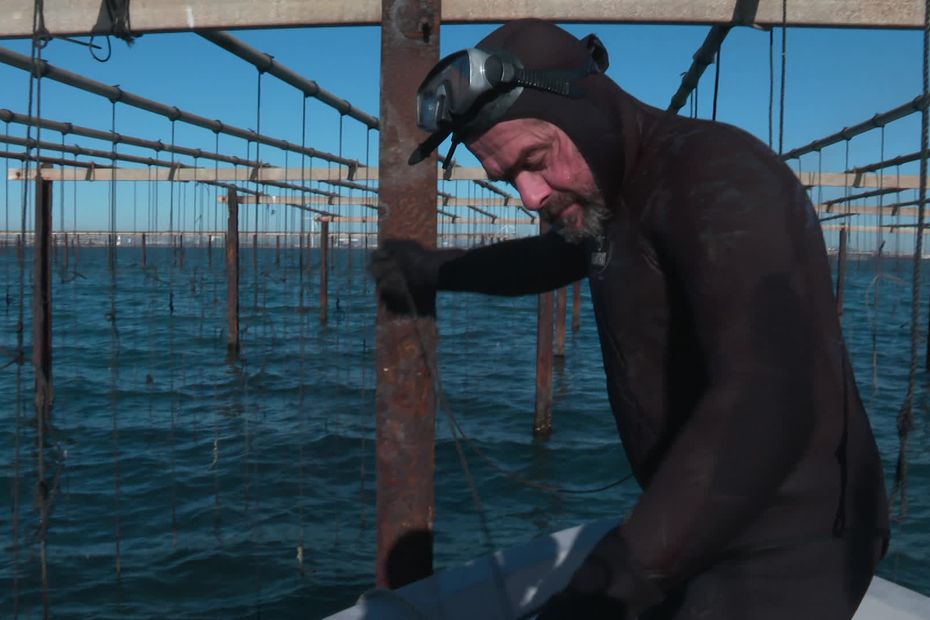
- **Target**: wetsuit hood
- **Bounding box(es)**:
[471,20,628,205]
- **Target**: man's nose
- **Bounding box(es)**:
[513,172,551,212]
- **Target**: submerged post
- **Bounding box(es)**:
[375,0,440,590]
[62,232,69,273]
[226,189,240,356]
[571,280,582,332]
[34,178,53,417]
[554,286,568,358]
[320,218,330,325]
[534,222,554,439]
[836,226,849,316]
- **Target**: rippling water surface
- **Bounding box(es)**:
[0,245,928,618]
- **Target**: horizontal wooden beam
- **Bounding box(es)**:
[0,0,923,39]
[222,193,518,208]
[822,224,929,235]
[11,165,928,190]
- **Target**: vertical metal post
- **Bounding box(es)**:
[252,232,258,273]
[375,0,440,590]
[33,177,53,620]
[554,286,567,358]
[533,221,554,439]
[140,232,147,268]
[33,179,53,417]
[251,231,259,311]
[62,232,69,273]
[226,190,240,356]
[320,218,330,325]
[347,233,354,272]
[275,234,281,267]
[836,226,848,316]
[571,280,582,332]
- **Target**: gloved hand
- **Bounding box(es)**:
[535,527,663,620]
[535,588,629,619]
[369,238,451,317]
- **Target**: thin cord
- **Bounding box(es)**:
[778,0,788,155]
[712,48,722,121]
[768,29,774,149]
[890,0,930,520]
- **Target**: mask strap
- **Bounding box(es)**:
[512,59,600,98]
[442,137,460,170]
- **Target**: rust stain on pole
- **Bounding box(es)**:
[533,221,554,439]
[835,226,848,316]
[571,280,582,332]
[320,219,330,325]
[375,0,440,590]
[33,179,54,419]
[554,286,567,358]
[226,189,240,357]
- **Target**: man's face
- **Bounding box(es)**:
[466,118,607,242]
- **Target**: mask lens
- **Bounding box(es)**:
[415,50,480,131]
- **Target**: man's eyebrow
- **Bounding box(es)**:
[492,144,545,182]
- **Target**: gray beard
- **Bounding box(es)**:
[555,200,610,244]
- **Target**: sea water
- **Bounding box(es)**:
[0,245,927,618]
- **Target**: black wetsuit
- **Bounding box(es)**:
[428,20,889,620]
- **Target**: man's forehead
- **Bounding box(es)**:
[466,118,553,176]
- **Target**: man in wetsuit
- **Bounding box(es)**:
[371,20,889,619]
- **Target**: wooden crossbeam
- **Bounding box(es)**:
[0,0,923,39]
[11,165,929,191]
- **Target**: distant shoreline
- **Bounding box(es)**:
[0,230,513,249]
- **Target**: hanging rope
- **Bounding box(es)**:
[712,48,722,121]
[768,29,774,149]
[778,0,788,155]
[253,68,263,312]
[871,127,887,390]
[26,2,53,615]
[106,98,124,587]
[890,0,930,521]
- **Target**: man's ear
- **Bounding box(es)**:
[582,34,609,73]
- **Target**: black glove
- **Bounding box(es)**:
[535,527,663,620]
[369,239,452,317]
[535,588,629,619]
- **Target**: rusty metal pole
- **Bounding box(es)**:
[226,189,240,356]
[375,0,440,590]
[836,226,848,316]
[554,286,567,358]
[320,218,330,325]
[33,177,53,620]
[571,280,582,332]
[533,221,554,438]
[33,178,53,418]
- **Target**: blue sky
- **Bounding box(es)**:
[0,23,926,238]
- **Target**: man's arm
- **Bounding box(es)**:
[438,229,588,295]
[371,230,588,316]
